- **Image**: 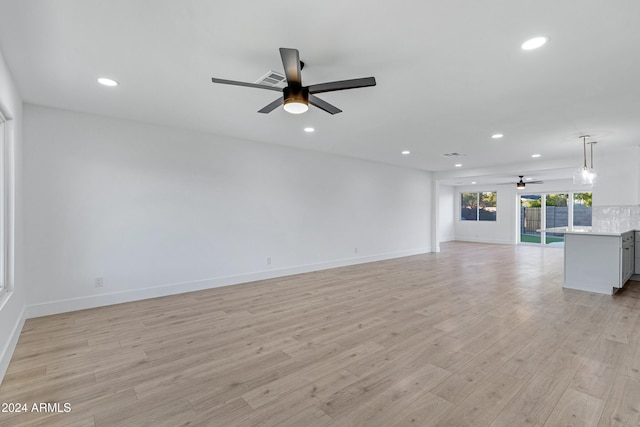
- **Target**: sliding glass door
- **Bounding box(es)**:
[519,191,590,246]
[520,194,542,244]
[573,193,592,227]
[544,193,568,245]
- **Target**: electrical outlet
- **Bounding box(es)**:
[95,277,104,288]
[267,257,271,265]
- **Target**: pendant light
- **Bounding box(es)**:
[587,141,598,184]
[573,135,597,185]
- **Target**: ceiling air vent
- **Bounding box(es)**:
[442,152,465,157]
[255,70,287,88]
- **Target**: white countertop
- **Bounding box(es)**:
[538,226,638,237]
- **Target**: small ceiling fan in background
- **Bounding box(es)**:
[211,48,376,115]
[509,175,544,189]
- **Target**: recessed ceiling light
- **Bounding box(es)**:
[471,181,477,184]
[304,127,315,133]
[521,36,548,50]
[531,153,541,158]
[491,133,504,139]
[454,164,462,168]
[402,150,411,155]
[97,77,118,87]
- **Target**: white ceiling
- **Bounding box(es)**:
[1,1,639,184]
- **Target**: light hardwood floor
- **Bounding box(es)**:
[1,241,640,426]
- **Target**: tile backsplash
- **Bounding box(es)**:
[592,205,640,233]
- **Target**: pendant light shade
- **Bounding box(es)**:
[573,135,598,185]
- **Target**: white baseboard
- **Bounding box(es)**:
[0,302,26,385]
[26,247,430,319]
[453,237,514,245]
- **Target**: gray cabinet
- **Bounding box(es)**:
[636,231,640,275]
[622,231,634,283]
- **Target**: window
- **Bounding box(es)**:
[461,192,478,221]
[479,192,497,221]
[461,191,497,221]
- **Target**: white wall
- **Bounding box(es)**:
[453,179,594,245]
[438,184,454,242]
[453,185,517,245]
[23,105,432,316]
[592,145,640,206]
[0,50,26,383]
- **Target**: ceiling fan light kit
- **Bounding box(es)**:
[282,86,309,114]
[211,47,376,115]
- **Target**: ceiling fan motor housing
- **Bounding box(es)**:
[283,85,309,107]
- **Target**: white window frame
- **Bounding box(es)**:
[460,191,498,222]
[0,109,12,298]
[518,191,592,246]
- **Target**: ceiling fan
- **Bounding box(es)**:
[512,175,544,189]
[211,48,376,115]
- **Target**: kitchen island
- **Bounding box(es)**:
[542,226,637,295]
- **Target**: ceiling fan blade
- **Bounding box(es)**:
[211,77,283,92]
[309,95,342,115]
[258,97,284,114]
[279,48,302,86]
[307,77,376,94]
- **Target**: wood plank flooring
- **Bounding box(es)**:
[1,241,640,426]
